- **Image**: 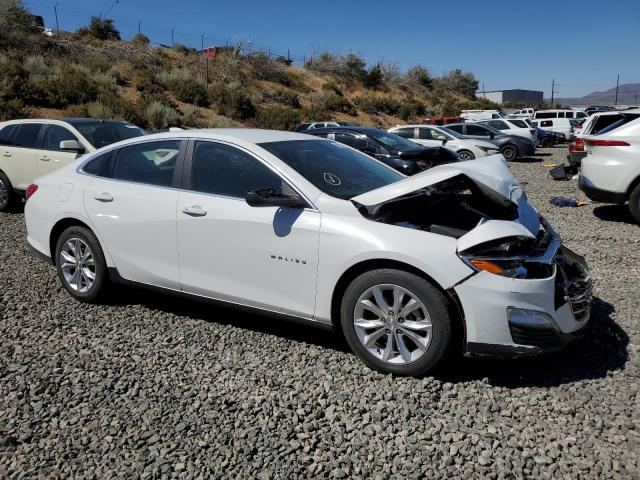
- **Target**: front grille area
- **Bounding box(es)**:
[554,250,593,322]
[510,326,563,349]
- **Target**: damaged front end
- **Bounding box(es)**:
[351,155,593,356]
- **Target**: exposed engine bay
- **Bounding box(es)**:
[354,174,520,239]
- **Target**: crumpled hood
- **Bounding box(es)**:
[352,154,541,238]
[353,155,516,205]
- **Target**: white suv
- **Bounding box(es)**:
[388,125,500,160]
[579,110,640,222]
[477,119,537,141]
[0,118,146,211]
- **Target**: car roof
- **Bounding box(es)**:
[304,126,384,135]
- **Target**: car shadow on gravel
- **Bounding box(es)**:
[436,297,629,388]
[510,157,543,163]
[593,205,636,224]
[104,285,351,352]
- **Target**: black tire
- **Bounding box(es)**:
[54,226,108,302]
[340,268,453,376]
[457,149,475,161]
[540,137,554,148]
[629,183,640,224]
[0,170,17,212]
[500,144,518,161]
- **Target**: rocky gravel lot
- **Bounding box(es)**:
[1,147,638,479]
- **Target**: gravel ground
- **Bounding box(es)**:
[1,147,638,479]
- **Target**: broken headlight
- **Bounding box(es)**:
[466,258,528,278]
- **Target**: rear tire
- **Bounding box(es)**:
[629,183,640,224]
[540,137,554,148]
[0,171,17,212]
[501,144,518,161]
[340,269,452,376]
[457,149,475,161]
[55,226,109,302]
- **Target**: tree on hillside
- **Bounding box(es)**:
[0,0,37,32]
[404,66,433,89]
[76,17,121,41]
[434,69,479,98]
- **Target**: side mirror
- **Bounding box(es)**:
[438,137,448,145]
[59,140,85,153]
[246,188,308,209]
[489,133,495,139]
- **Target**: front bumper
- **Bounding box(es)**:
[455,227,593,357]
[578,174,627,204]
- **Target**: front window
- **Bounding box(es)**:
[44,125,80,151]
[437,127,464,139]
[508,119,528,128]
[70,122,146,149]
[366,130,420,151]
[259,139,402,200]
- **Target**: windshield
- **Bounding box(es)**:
[71,122,147,148]
[366,130,420,151]
[480,124,503,135]
[259,139,402,200]
[438,126,465,139]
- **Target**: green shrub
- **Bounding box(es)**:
[0,0,38,33]
[404,66,432,89]
[87,101,116,119]
[319,92,355,115]
[255,106,301,130]
[321,81,343,97]
[304,51,367,79]
[131,67,156,92]
[145,101,180,129]
[27,65,100,107]
[131,33,150,46]
[363,64,384,89]
[0,98,30,120]
[433,69,479,98]
[397,98,426,121]
[174,43,196,55]
[157,68,193,86]
[63,104,89,117]
[261,88,300,108]
[354,96,401,116]
[23,55,48,76]
[75,17,121,41]
[0,58,28,99]
[209,84,256,120]
[173,79,210,106]
[209,115,234,128]
[180,104,204,127]
[138,90,176,110]
[93,91,146,126]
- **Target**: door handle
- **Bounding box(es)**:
[40,156,50,161]
[182,206,207,217]
[3,152,10,157]
[94,193,114,202]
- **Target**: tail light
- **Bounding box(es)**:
[584,139,630,147]
[26,184,38,201]
[569,137,585,153]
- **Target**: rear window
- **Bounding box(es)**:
[535,112,557,119]
[70,122,146,149]
[509,119,528,128]
[11,124,43,148]
[590,115,623,135]
[0,125,17,146]
[597,114,640,135]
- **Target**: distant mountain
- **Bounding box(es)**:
[554,83,640,106]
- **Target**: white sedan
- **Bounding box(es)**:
[388,125,500,161]
[25,129,592,376]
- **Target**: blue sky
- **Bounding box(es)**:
[25,0,640,98]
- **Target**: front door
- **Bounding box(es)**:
[176,140,321,318]
[83,139,184,289]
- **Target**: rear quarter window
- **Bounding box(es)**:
[0,125,17,146]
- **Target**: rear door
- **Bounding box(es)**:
[176,139,321,318]
[38,124,86,177]
[83,139,185,289]
[4,123,44,190]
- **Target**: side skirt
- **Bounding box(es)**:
[107,267,335,332]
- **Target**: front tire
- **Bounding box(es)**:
[55,226,108,302]
[540,137,554,148]
[457,149,475,161]
[500,144,518,161]
[629,183,640,224]
[340,269,452,376]
[0,171,17,212]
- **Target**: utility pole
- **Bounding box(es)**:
[138,19,141,35]
[201,33,204,50]
[171,27,175,48]
[287,49,290,63]
[54,2,60,38]
[614,74,620,106]
[550,79,557,107]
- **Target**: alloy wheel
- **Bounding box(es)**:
[59,238,96,293]
[353,284,432,365]
[458,151,473,161]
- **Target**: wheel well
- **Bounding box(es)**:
[49,218,93,260]
[330,259,465,347]
[626,175,640,200]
